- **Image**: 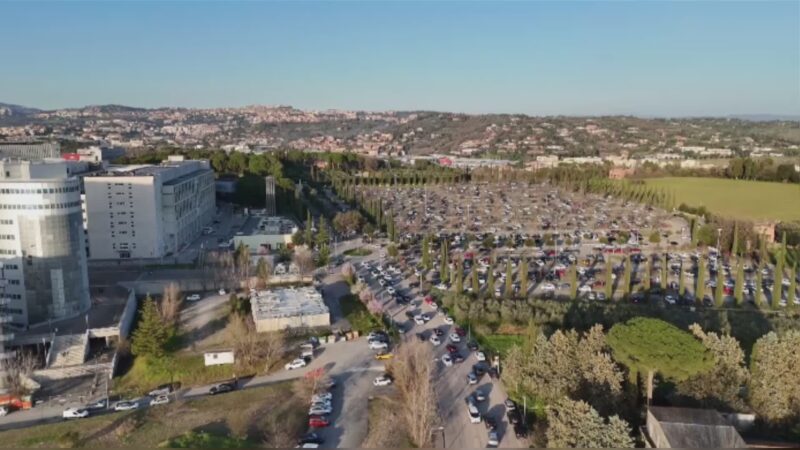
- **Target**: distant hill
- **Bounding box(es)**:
[728,114,800,122]
[0,102,42,116]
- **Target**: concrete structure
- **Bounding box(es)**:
[232,215,297,254]
[0,142,60,161]
[643,406,747,448]
[251,286,330,332]
[83,156,215,259]
[204,350,234,366]
[0,160,90,328]
[264,176,276,216]
[62,146,124,165]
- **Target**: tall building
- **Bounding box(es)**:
[0,160,90,328]
[83,156,215,259]
[264,176,276,216]
[0,142,61,161]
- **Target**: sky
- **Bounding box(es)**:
[0,1,798,116]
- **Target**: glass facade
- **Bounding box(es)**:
[18,209,89,324]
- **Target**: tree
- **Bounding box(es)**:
[788,264,797,311]
[439,239,449,282]
[235,243,251,282]
[1,351,38,397]
[421,236,431,270]
[643,256,651,292]
[749,330,800,423]
[755,264,764,306]
[293,247,315,276]
[387,244,398,258]
[648,230,661,244]
[503,325,624,415]
[607,318,713,403]
[304,212,314,248]
[471,268,480,295]
[160,282,183,325]
[388,342,439,447]
[505,260,513,298]
[454,260,463,294]
[332,210,364,236]
[569,263,578,299]
[486,267,495,298]
[734,260,744,306]
[731,222,739,256]
[519,258,529,298]
[621,255,631,298]
[546,398,634,449]
[256,257,272,288]
[773,245,784,309]
[340,263,356,284]
[696,255,706,305]
[715,267,725,307]
[131,295,170,360]
[677,324,749,412]
[315,217,330,249]
[604,258,613,300]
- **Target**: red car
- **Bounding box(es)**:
[446,344,459,354]
[309,415,330,428]
[454,326,466,337]
[424,296,435,305]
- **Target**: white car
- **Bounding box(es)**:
[429,335,441,346]
[62,407,89,419]
[435,283,448,290]
[541,283,556,292]
[285,358,307,370]
[186,294,201,302]
[369,341,389,350]
[467,402,481,424]
[218,288,227,295]
[312,393,333,403]
[475,351,486,362]
[414,315,426,325]
[386,286,395,295]
[449,333,461,343]
[0,406,7,417]
[373,375,393,386]
[441,354,453,366]
[309,404,333,415]
[444,316,454,325]
[113,401,139,411]
[378,279,386,286]
[150,395,170,406]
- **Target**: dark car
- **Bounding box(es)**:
[467,341,479,352]
[405,310,415,320]
[514,424,528,439]
[297,433,324,446]
[484,415,497,430]
[208,382,235,395]
[453,353,465,364]
[504,398,517,411]
[433,328,444,337]
[473,364,487,377]
[446,344,458,354]
[488,367,499,379]
[454,326,466,337]
[507,409,520,425]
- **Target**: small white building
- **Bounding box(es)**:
[204,350,235,367]
[251,286,330,332]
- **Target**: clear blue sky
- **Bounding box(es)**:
[1,1,797,116]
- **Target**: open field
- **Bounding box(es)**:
[0,382,306,448]
[644,177,800,222]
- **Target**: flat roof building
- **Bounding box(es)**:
[643,406,747,448]
[83,156,215,259]
[0,142,61,161]
[232,214,298,254]
[0,160,90,329]
[251,286,330,332]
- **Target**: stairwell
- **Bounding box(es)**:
[48,333,88,368]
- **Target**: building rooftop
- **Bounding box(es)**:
[251,286,328,320]
[240,215,298,236]
[648,406,748,449]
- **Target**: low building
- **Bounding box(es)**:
[754,222,776,244]
[204,350,234,366]
[251,286,330,332]
[643,406,747,448]
[609,166,635,179]
[232,215,298,254]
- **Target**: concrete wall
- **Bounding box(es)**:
[254,312,330,333]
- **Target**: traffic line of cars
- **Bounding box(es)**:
[62,384,175,420]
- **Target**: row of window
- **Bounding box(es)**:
[0,235,14,240]
[0,249,16,255]
[2,264,18,270]
[0,219,12,225]
[1,294,21,300]
[0,201,80,210]
[0,186,78,195]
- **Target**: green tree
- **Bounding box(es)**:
[788,264,797,311]
[439,239,449,282]
[731,222,739,256]
[304,212,314,248]
[773,246,784,310]
[256,257,271,287]
[546,398,634,449]
[608,317,713,403]
[648,230,661,244]
[131,295,170,360]
[387,244,398,258]
[755,265,763,307]
[691,219,699,247]
[621,255,631,298]
[471,268,479,295]
[696,255,706,305]
[677,324,750,412]
[714,267,725,307]
[749,330,800,423]
[455,260,463,293]
[486,267,495,298]
[643,256,651,292]
[519,258,529,298]
[315,216,330,249]
[604,258,614,300]
[569,263,578,299]
[505,260,513,298]
[734,260,744,306]
[421,236,431,270]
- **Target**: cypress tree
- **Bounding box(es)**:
[734,260,744,306]
[519,258,529,298]
[131,295,169,359]
[715,267,725,307]
[455,259,463,293]
[605,258,614,300]
[696,255,706,305]
[731,222,739,256]
[569,263,578,299]
[622,255,632,299]
[505,260,513,298]
[487,268,495,299]
[788,264,797,311]
[755,266,763,307]
[471,268,480,296]
[773,246,784,309]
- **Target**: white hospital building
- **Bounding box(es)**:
[83,156,215,260]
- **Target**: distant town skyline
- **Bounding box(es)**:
[1,1,798,116]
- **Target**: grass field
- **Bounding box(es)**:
[0,382,306,448]
[644,177,800,222]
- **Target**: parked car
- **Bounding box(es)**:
[62,407,89,419]
[113,400,139,411]
[0,406,8,417]
[297,433,324,446]
[285,358,308,370]
[449,332,461,343]
[148,383,176,397]
[186,294,201,302]
[374,351,393,360]
[308,415,330,428]
[475,351,486,361]
[467,402,481,424]
[85,398,108,410]
[487,430,500,447]
[441,354,453,366]
[467,371,478,385]
[309,404,333,415]
[150,395,170,406]
[373,374,393,386]
[208,382,235,395]
[369,341,389,351]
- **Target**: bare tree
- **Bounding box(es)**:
[387,341,439,447]
[159,282,183,325]
[256,257,272,288]
[293,246,315,276]
[226,315,285,372]
[340,262,355,284]
[235,244,252,284]
[1,350,38,397]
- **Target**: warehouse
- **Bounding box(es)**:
[251,286,330,332]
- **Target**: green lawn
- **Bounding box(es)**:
[644,177,800,222]
[339,294,382,334]
[113,354,240,397]
[479,334,524,356]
